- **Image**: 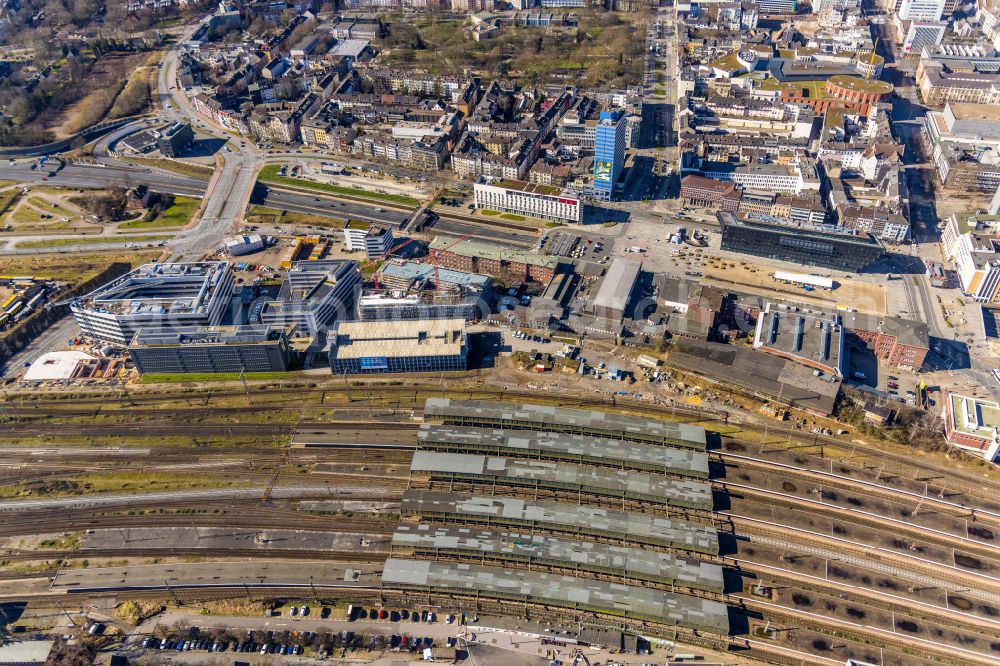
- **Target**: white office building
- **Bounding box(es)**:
[258,260,360,336]
[70,262,234,345]
[473,177,582,223]
[343,224,395,259]
[898,0,945,21]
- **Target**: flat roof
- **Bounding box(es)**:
[947,393,1000,441]
[74,262,230,317]
[401,490,719,554]
[22,351,95,381]
[947,102,1000,123]
[382,559,730,635]
[392,523,724,592]
[331,319,466,360]
[423,398,708,449]
[593,257,641,315]
[827,74,893,95]
[378,260,491,289]
[489,178,564,197]
[754,303,843,374]
[429,237,560,269]
[410,451,713,510]
[130,324,286,348]
[417,424,710,478]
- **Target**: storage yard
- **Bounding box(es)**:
[0,384,997,665]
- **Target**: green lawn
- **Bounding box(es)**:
[120,196,200,229]
[500,213,526,221]
[245,205,345,229]
[0,190,20,216]
[17,234,172,249]
[139,371,291,384]
[120,157,215,179]
[257,165,420,207]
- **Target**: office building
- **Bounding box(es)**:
[718,213,885,271]
[592,111,627,201]
[474,178,582,224]
[840,311,930,369]
[898,0,946,21]
[71,262,233,345]
[157,122,195,157]
[681,175,741,211]
[258,260,360,336]
[128,325,291,374]
[329,318,468,374]
[343,223,395,259]
[943,393,1000,460]
[428,236,561,284]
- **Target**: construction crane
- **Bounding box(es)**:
[865,38,880,80]
[371,236,419,290]
[432,234,475,293]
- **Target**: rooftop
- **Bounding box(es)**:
[73,262,230,317]
[489,178,564,197]
[592,257,641,317]
[827,75,893,95]
[947,102,1000,123]
[401,490,719,553]
[946,393,1000,444]
[417,424,710,478]
[409,451,713,510]
[330,318,466,360]
[423,398,708,449]
[392,524,724,592]
[754,302,843,375]
[382,558,730,634]
[429,237,560,269]
[130,324,287,348]
[377,260,491,289]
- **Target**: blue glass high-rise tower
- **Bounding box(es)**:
[592,111,626,201]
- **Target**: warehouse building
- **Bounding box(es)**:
[753,302,845,377]
[417,424,710,478]
[423,398,708,449]
[392,523,724,593]
[591,257,642,323]
[128,325,291,374]
[258,260,359,337]
[329,318,468,374]
[718,212,885,271]
[401,490,719,554]
[71,262,234,345]
[381,559,730,635]
[225,234,266,256]
[409,451,714,510]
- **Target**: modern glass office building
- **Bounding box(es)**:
[717,213,885,271]
[592,111,626,201]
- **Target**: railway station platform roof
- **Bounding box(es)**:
[400,491,719,555]
[382,558,730,635]
[410,451,714,511]
[423,398,707,449]
[392,523,724,593]
[418,424,710,479]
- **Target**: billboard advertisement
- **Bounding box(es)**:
[594,160,613,184]
[359,356,389,370]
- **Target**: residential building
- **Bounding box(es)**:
[329,319,468,374]
[592,111,627,201]
[128,325,291,374]
[474,177,582,223]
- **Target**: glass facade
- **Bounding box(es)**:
[718,213,885,271]
[592,112,626,201]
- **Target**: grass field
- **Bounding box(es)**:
[120,195,200,229]
[245,205,344,229]
[258,165,420,207]
[0,252,158,281]
[120,157,215,179]
[138,371,293,384]
[0,471,252,499]
[16,234,172,250]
